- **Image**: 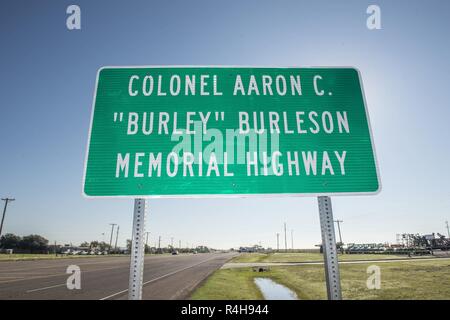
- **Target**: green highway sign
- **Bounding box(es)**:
[83,66,380,197]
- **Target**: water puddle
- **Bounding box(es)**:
[254,278,298,300]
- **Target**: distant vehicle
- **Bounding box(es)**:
[192,251,197,254]
[171,251,179,255]
[80,251,88,255]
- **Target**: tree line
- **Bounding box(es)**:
[0,233,49,253]
[0,233,212,254]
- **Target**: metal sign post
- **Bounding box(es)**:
[128,198,147,300]
[318,196,342,300]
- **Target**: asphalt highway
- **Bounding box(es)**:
[0,252,237,300]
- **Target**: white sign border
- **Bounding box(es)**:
[82,65,381,199]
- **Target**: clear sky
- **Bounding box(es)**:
[1,0,449,249]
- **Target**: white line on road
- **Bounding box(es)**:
[0,257,131,273]
[99,255,220,300]
[26,283,66,293]
[22,266,128,293]
[20,254,234,297]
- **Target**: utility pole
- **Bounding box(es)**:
[179,240,181,250]
[334,220,343,244]
[0,198,15,238]
[108,223,116,252]
[284,222,287,251]
[291,229,294,250]
[171,237,174,248]
[276,233,280,251]
[158,236,161,249]
[446,221,450,239]
[145,232,150,253]
[114,225,120,251]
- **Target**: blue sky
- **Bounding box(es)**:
[0,0,449,248]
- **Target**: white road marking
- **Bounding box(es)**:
[0,276,25,283]
[0,254,192,273]
[99,255,221,300]
[0,257,131,273]
[26,283,66,293]
[2,273,66,285]
[22,266,128,292]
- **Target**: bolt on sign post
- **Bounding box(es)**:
[83,66,380,300]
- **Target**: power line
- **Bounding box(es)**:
[0,198,15,238]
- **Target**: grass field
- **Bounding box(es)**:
[192,258,450,300]
[231,252,428,263]
[190,268,265,300]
